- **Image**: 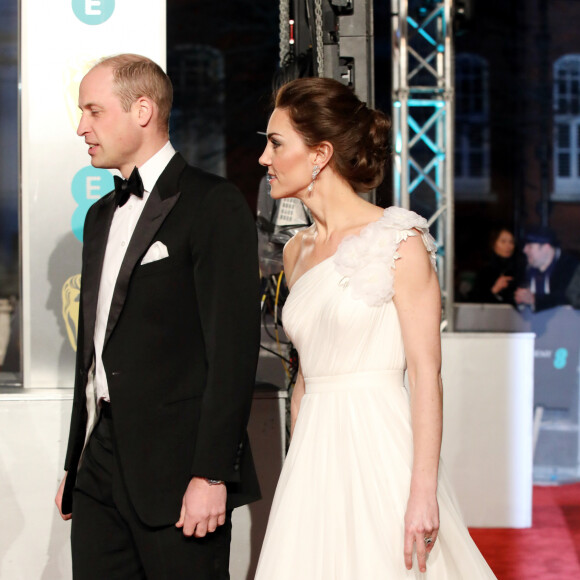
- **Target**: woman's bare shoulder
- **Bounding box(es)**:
[283,226,315,281]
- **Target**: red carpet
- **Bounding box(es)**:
[469,483,580,579]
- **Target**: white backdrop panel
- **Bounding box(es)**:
[21,0,166,388]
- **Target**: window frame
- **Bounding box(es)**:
[553,54,580,201]
[454,53,492,200]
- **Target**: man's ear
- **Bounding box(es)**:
[134,97,154,127]
[312,141,333,170]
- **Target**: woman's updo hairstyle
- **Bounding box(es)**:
[275,77,391,192]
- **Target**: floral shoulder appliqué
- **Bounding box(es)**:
[333,207,437,307]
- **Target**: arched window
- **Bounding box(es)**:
[454,53,491,199]
[553,55,580,199]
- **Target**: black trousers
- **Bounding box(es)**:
[71,404,232,580]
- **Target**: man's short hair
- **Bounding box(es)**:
[524,225,559,247]
[95,54,173,132]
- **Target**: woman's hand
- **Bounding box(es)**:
[404,490,440,573]
[491,274,513,295]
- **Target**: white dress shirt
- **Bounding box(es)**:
[93,141,176,402]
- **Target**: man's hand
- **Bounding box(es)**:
[55,472,72,521]
[514,287,535,306]
[175,477,227,538]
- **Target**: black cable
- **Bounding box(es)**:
[262,302,291,344]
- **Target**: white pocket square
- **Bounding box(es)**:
[141,241,169,265]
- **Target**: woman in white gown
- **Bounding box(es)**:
[255,77,496,579]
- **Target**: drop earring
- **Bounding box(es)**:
[307,164,320,193]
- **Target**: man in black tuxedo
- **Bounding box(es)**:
[55,54,261,579]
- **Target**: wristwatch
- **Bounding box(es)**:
[206,478,224,486]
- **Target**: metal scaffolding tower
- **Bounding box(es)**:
[391,0,455,330]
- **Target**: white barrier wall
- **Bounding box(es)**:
[0,391,73,580]
[21,0,166,388]
[441,333,535,528]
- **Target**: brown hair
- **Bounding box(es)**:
[275,77,391,192]
[95,54,173,132]
[489,227,514,252]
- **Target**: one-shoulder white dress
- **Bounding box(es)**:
[255,207,497,579]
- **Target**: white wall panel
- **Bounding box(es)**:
[21,0,166,388]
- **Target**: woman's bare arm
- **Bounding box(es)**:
[393,233,442,574]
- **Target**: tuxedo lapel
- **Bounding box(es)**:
[81,194,116,370]
[103,154,186,348]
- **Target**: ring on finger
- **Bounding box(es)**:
[424,536,434,546]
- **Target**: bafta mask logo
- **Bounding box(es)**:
[72,0,115,25]
[62,274,82,352]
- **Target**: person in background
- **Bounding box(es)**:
[470,227,523,304]
[515,225,580,312]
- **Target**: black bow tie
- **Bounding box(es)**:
[114,166,144,207]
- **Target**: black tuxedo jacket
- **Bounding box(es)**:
[62,154,261,527]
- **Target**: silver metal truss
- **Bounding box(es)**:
[391,0,455,331]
